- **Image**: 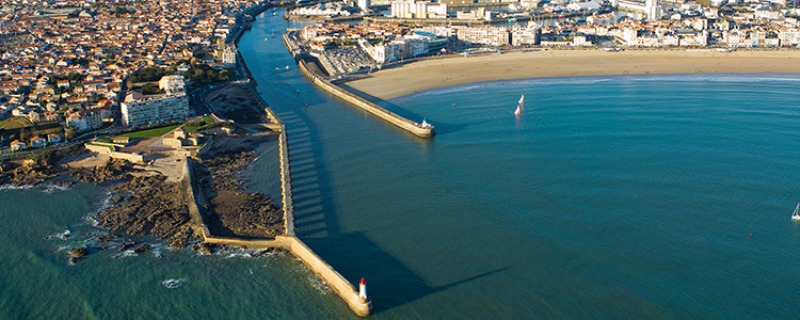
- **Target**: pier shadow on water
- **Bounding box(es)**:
[275,97,507,314]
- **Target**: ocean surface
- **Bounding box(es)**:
[4,10,800,319]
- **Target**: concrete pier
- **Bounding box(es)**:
[283,33,435,138]
[186,93,372,316]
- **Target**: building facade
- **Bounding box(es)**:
[121,94,189,127]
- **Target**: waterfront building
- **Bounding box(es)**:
[645,0,660,21]
[400,34,430,57]
[358,0,370,10]
[217,47,238,67]
[66,109,103,133]
[567,0,602,12]
[510,25,541,46]
[454,26,510,47]
[121,76,189,127]
[412,30,449,52]
[391,0,446,18]
[158,75,187,96]
[358,38,400,63]
[121,93,189,127]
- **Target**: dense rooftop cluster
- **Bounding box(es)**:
[0,0,266,128]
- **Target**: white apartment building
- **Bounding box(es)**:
[66,109,103,133]
[158,75,186,96]
[391,0,446,18]
[121,91,189,127]
[358,38,400,63]
[510,25,541,46]
[455,26,510,47]
[221,47,237,67]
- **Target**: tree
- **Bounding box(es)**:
[64,126,76,140]
[218,69,232,81]
[19,127,32,142]
[141,83,161,95]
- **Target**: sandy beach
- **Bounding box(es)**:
[342,49,800,100]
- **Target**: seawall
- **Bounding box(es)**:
[258,88,295,236]
[184,83,371,315]
[84,143,144,163]
[283,33,435,138]
[277,235,374,317]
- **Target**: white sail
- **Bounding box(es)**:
[793,203,800,221]
[514,94,524,116]
[518,94,525,106]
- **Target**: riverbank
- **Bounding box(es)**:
[342,49,800,100]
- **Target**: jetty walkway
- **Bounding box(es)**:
[182,92,373,317]
[283,32,435,138]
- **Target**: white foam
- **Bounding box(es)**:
[41,183,71,193]
[113,249,138,259]
[0,184,33,191]
[225,252,254,259]
[46,229,71,241]
[307,275,331,295]
[161,278,186,289]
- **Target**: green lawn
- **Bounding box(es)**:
[0,117,33,130]
[183,116,219,133]
[116,124,181,138]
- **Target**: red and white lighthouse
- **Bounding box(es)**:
[359,277,367,301]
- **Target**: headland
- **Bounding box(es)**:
[342,49,800,100]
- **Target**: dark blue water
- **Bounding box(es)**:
[3,9,800,319]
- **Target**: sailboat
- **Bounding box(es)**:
[514,94,524,116]
[793,203,800,221]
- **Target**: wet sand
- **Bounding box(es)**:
[342,49,800,99]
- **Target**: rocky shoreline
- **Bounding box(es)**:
[197,134,284,239]
[3,131,283,264]
[95,175,196,248]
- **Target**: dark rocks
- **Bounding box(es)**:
[96,234,118,243]
[68,247,89,258]
[191,242,213,255]
[69,158,134,183]
[93,176,198,248]
[120,242,136,251]
[133,244,150,254]
[198,149,284,238]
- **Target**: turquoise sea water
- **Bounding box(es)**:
[4,10,800,319]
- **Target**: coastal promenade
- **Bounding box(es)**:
[283,33,435,138]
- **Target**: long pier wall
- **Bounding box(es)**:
[261,101,295,236]
[185,83,370,315]
[283,34,435,138]
[277,235,374,317]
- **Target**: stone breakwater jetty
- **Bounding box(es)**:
[283,31,435,138]
[183,89,373,316]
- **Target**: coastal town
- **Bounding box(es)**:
[1,0,800,317]
[0,0,799,155]
[0,0,276,158]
